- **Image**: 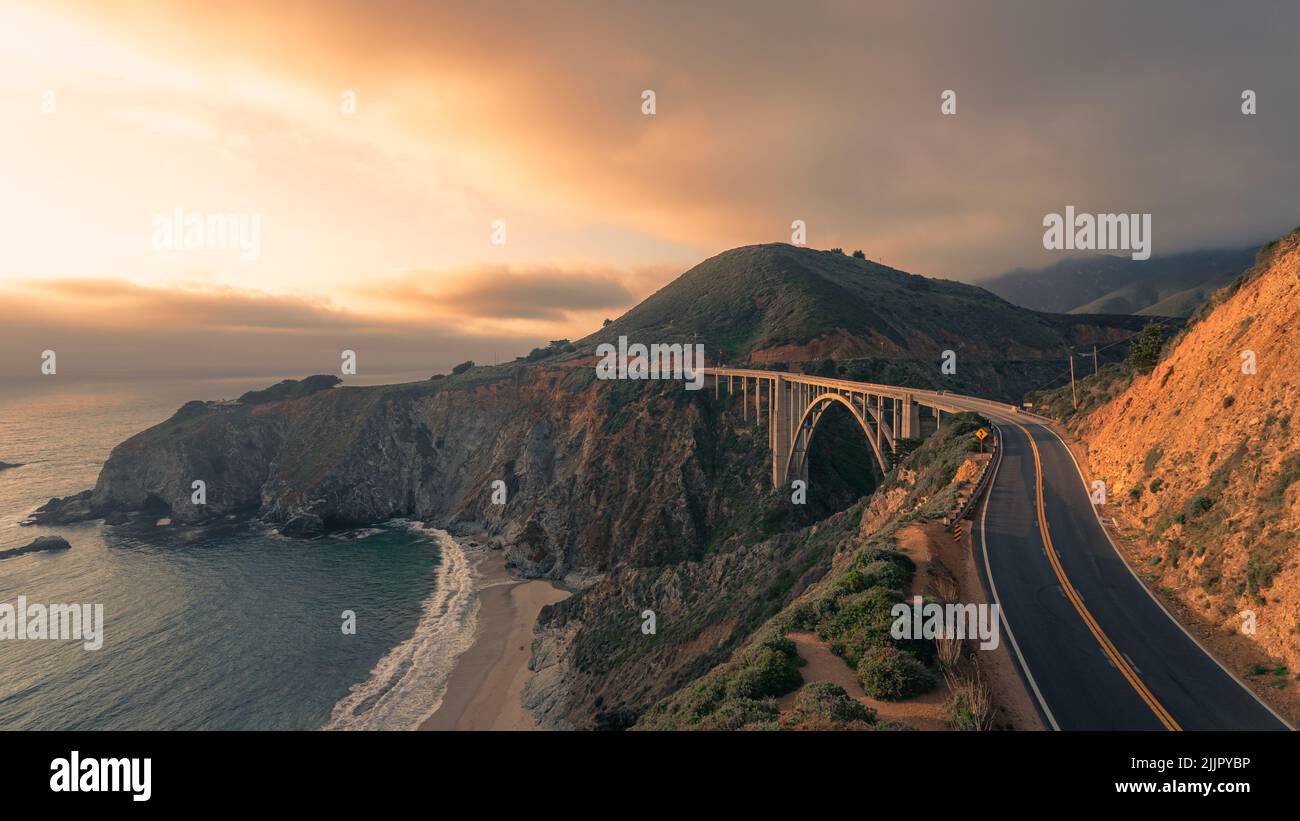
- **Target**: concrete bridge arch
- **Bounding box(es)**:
[782,391,888,486]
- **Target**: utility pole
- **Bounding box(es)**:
[1092,345,1098,376]
[1069,351,1078,409]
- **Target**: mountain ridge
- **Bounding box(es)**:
[981,247,1258,316]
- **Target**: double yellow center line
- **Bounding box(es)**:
[1007,419,1181,731]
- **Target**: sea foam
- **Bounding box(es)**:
[323,527,479,730]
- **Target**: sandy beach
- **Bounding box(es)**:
[419,550,569,730]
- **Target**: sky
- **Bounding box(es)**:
[1,0,1298,382]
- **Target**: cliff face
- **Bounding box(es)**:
[1079,228,1300,673]
[51,362,765,579]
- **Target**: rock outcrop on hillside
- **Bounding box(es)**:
[1079,228,1300,673]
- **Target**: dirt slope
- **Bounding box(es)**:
[1079,228,1300,678]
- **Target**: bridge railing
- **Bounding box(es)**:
[703,367,990,415]
[946,425,1002,531]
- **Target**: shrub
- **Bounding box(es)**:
[816,587,897,645]
[1184,495,1214,518]
[695,698,779,730]
[857,645,937,700]
[726,646,802,700]
[784,682,875,728]
[451,360,474,375]
[1127,323,1166,374]
[859,559,909,590]
[943,675,994,730]
[781,599,820,632]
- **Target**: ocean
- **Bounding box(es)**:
[0,375,476,730]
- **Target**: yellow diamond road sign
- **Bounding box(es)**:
[975,427,989,441]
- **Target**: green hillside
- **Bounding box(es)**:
[584,244,1149,365]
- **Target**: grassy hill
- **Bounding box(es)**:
[981,247,1257,317]
[582,244,1150,401]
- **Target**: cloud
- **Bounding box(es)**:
[368,265,640,321]
[15,0,1300,284]
[6,278,366,331]
[0,277,543,383]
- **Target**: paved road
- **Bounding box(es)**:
[954,402,1290,730]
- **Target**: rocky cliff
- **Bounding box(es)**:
[33,361,790,579]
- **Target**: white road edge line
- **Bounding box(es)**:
[1040,422,1294,731]
[980,423,1060,731]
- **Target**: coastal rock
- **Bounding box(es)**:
[26,490,97,525]
[0,535,72,560]
[280,513,325,538]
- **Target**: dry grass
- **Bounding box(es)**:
[942,660,996,731]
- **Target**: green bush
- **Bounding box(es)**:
[781,599,820,632]
[695,698,779,730]
[725,646,802,700]
[784,682,875,727]
[857,645,937,700]
[816,587,897,645]
[859,559,909,590]
[1127,323,1166,374]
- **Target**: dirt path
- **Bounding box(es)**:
[779,631,949,729]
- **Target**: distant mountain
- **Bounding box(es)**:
[980,247,1257,317]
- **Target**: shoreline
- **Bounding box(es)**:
[419,550,569,730]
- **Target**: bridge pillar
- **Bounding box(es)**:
[772,376,791,488]
[891,397,898,446]
[876,394,883,454]
[900,394,921,439]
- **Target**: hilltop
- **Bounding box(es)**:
[981,247,1257,317]
[586,244,1152,402]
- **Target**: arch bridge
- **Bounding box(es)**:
[703,368,978,488]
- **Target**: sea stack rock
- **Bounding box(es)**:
[0,535,72,560]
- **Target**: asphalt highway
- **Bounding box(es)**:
[968,410,1290,730]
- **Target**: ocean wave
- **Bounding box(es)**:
[322,527,480,730]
